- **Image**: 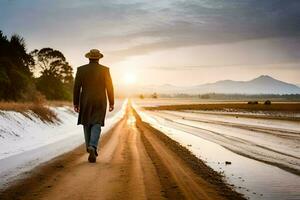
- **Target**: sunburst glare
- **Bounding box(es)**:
[123,72,137,85]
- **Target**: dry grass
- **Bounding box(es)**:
[0,101,32,112]
[0,101,59,123]
[144,102,300,112]
[46,100,73,107]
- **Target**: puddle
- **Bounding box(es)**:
[163,127,300,200]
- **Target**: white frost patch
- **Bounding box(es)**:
[0,108,78,160]
[0,99,126,189]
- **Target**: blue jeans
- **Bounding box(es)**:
[83,124,101,154]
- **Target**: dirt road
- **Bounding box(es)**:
[0,104,243,200]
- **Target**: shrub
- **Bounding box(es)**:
[264,100,271,105]
[247,101,258,104]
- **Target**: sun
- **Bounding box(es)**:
[123,72,137,85]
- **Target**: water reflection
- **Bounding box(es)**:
[166,128,300,200]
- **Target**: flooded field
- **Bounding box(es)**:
[133,99,300,200]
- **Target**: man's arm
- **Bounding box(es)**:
[73,69,81,113]
[105,68,114,111]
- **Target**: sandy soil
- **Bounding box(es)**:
[0,104,244,200]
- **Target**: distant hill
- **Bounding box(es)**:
[137,75,300,95]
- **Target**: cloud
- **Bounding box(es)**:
[97,0,300,61]
[1,0,300,64]
[146,62,300,71]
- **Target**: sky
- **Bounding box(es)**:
[1,0,300,86]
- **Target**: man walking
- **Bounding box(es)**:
[73,49,114,163]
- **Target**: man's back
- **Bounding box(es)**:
[73,61,114,126]
[78,63,108,99]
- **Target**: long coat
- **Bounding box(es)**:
[73,61,114,126]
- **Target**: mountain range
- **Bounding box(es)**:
[135,75,300,95]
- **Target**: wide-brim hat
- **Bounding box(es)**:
[85,49,103,59]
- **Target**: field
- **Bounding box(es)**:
[1,98,299,200]
[133,98,300,200]
[144,102,300,112]
[0,101,244,200]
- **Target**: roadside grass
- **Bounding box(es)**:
[0,101,72,123]
[144,102,300,112]
[46,100,73,107]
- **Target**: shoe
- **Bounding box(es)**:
[87,146,96,163]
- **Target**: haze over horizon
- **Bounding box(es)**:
[129,75,300,87]
[123,75,300,95]
[1,0,300,85]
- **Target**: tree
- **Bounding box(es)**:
[0,31,35,100]
[10,34,35,75]
[31,48,73,82]
[31,48,74,100]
